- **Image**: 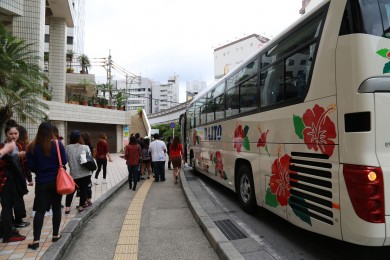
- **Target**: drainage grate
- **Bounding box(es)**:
[186,176,197,181]
[214,219,247,240]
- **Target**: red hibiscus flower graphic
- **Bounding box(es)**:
[302,105,336,157]
[233,125,245,153]
[215,151,223,178]
[270,154,295,206]
[257,129,269,148]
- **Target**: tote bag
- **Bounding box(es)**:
[81,150,97,171]
[55,140,76,195]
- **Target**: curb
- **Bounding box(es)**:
[41,178,128,260]
[180,166,244,260]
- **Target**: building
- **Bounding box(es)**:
[186,80,207,101]
[213,34,269,80]
[300,0,321,14]
[115,74,180,114]
[0,0,133,153]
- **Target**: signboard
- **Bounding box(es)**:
[170,122,176,129]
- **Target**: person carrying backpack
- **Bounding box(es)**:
[141,138,152,179]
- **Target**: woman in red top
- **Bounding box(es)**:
[124,136,141,190]
[93,133,112,184]
[169,136,183,184]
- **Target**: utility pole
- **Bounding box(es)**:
[108,49,112,86]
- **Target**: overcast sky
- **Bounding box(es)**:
[84,0,303,101]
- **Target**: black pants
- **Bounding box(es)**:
[13,194,26,223]
[1,180,17,240]
[33,181,62,241]
[95,159,107,179]
[65,176,90,207]
[153,161,166,181]
[127,165,138,188]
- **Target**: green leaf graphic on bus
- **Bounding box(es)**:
[293,114,305,139]
[376,48,390,73]
[265,188,278,207]
[289,197,312,226]
[294,105,337,157]
[234,124,250,153]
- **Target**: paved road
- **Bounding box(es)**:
[62,173,218,260]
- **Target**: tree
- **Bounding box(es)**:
[152,123,181,141]
[96,83,114,106]
[0,22,49,138]
[78,54,91,74]
[66,49,76,72]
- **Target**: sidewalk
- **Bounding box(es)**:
[0,153,129,260]
[1,154,274,260]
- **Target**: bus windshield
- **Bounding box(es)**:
[350,0,390,38]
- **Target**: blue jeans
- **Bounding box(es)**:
[127,165,138,188]
[153,161,165,181]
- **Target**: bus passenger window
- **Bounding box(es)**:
[260,62,284,107]
[226,86,240,117]
[215,95,225,120]
[207,99,215,123]
[200,105,207,124]
[240,76,258,113]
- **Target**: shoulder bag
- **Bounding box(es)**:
[81,148,97,171]
[55,140,76,195]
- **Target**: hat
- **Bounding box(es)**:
[70,130,81,139]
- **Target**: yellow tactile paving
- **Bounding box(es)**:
[113,178,153,260]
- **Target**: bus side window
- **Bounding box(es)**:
[240,76,258,113]
[260,62,284,107]
[215,94,225,120]
[226,85,240,117]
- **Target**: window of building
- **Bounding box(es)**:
[67,36,73,45]
[45,34,50,43]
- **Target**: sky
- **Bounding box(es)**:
[84,0,303,102]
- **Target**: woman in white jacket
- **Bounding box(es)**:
[64,130,92,214]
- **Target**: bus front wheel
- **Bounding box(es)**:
[236,164,256,214]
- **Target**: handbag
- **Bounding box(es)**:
[55,140,76,195]
[81,150,97,171]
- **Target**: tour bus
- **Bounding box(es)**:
[181,0,390,246]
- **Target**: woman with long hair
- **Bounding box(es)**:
[124,136,141,190]
[169,136,183,184]
[93,132,112,184]
[64,130,92,214]
[26,121,67,250]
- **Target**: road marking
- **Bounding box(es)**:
[113,178,153,260]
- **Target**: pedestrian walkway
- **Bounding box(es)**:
[1,152,273,260]
[0,153,128,260]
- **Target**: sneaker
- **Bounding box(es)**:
[102,179,107,184]
[3,234,26,243]
[45,209,53,216]
[93,179,99,185]
[13,221,30,228]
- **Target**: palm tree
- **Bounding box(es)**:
[78,54,91,74]
[0,22,49,137]
[66,49,76,72]
[96,83,114,106]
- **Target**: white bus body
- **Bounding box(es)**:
[184,0,390,246]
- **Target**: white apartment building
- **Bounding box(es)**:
[213,34,269,79]
[115,74,179,114]
[0,0,130,153]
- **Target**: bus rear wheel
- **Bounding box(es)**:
[236,164,256,214]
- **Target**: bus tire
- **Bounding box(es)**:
[236,164,257,214]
